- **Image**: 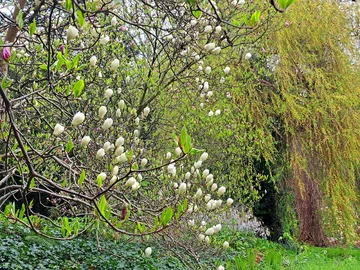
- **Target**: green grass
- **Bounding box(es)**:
[0,215,359,269]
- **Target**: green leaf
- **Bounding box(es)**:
[278,0,296,9]
[39,63,48,70]
[192,10,202,19]
[132,162,139,170]
[126,150,133,163]
[65,0,72,11]
[56,52,65,71]
[29,178,35,189]
[66,138,73,153]
[99,195,107,216]
[76,10,85,26]
[232,18,241,27]
[97,174,103,187]
[72,54,81,69]
[249,10,261,27]
[78,170,85,186]
[73,79,84,97]
[16,10,23,29]
[160,206,173,226]
[137,222,146,233]
[189,148,205,155]
[179,126,192,153]
[1,77,12,89]
[29,20,36,37]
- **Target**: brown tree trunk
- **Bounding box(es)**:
[290,133,328,246]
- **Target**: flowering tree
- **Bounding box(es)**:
[0,0,294,263]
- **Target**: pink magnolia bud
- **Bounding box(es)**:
[60,44,65,54]
[2,47,11,61]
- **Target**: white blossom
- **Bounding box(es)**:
[100,35,110,45]
[245,52,252,60]
[105,89,113,98]
[185,172,191,179]
[208,111,214,117]
[224,67,230,74]
[125,177,136,187]
[200,152,209,162]
[175,147,182,156]
[112,166,119,176]
[115,146,124,156]
[204,194,211,202]
[98,106,107,119]
[116,153,127,163]
[71,112,85,126]
[226,198,234,206]
[195,188,203,198]
[223,241,229,249]
[218,266,225,270]
[67,26,79,40]
[212,47,221,54]
[215,109,221,116]
[115,137,125,147]
[96,148,105,159]
[111,59,120,70]
[53,124,64,136]
[190,20,197,26]
[90,56,97,67]
[145,247,152,257]
[119,100,125,110]
[211,183,218,192]
[204,43,216,51]
[205,228,214,235]
[179,182,187,194]
[215,25,222,34]
[102,118,113,130]
[141,158,148,167]
[81,136,91,147]
[205,66,211,74]
[217,186,226,196]
[166,152,172,159]
[204,25,212,33]
[103,141,111,152]
[202,169,209,178]
[111,16,117,26]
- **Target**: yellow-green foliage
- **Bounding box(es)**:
[272,0,360,242]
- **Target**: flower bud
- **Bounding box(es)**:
[90,56,97,66]
[116,153,127,163]
[200,152,208,162]
[224,67,230,74]
[215,25,222,34]
[195,188,203,198]
[125,177,136,187]
[179,182,187,194]
[223,241,229,249]
[220,77,225,84]
[53,123,64,136]
[111,16,117,26]
[91,28,100,37]
[112,166,119,176]
[111,59,120,70]
[212,47,221,54]
[203,81,209,91]
[141,158,148,168]
[134,129,139,137]
[137,174,143,181]
[102,118,113,130]
[206,174,213,182]
[67,26,79,40]
[2,47,11,61]
[132,181,140,191]
[205,236,210,244]
[208,111,214,117]
[194,160,202,169]
[103,141,111,152]
[114,146,124,156]
[198,234,205,241]
[204,25,212,33]
[100,35,110,45]
[215,109,221,116]
[115,137,125,147]
[145,247,152,257]
[98,106,107,119]
[105,89,113,98]
[202,169,209,178]
[166,152,171,159]
[215,200,222,208]
[119,100,125,110]
[217,186,226,196]
[205,228,214,235]
[109,176,117,185]
[135,117,140,125]
[81,136,91,147]
[143,106,150,117]
[175,147,182,156]
[71,112,85,126]
[204,43,215,51]
[218,266,225,270]
[190,20,197,26]
[226,198,234,206]
[204,194,211,202]
[214,224,222,233]
[211,183,218,192]
[96,148,105,159]
[245,52,252,60]
[205,66,211,74]
[98,172,107,181]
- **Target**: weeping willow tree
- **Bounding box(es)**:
[271,0,360,246]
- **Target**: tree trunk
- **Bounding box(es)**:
[290,133,328,246]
